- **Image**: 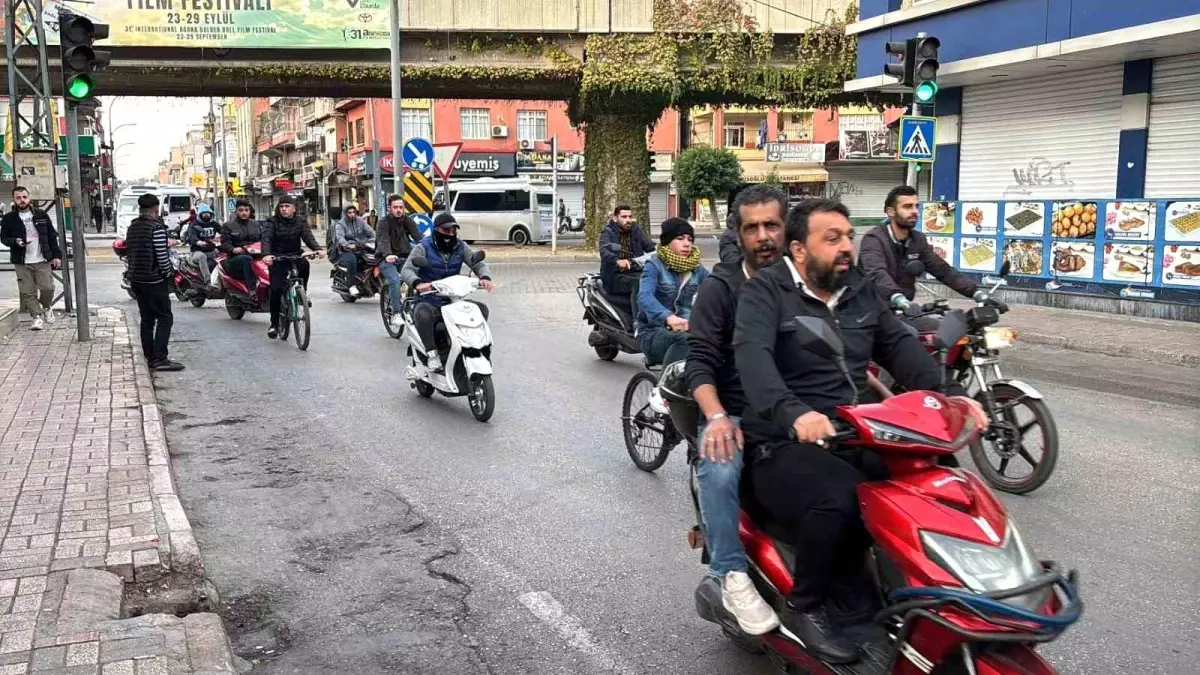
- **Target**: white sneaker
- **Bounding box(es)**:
[390,315,405,332]
[647,386,669,415]
[349,286,361,297]
[30,317,44,331]
[426,352,443,373]
[43,310,56,325]
[722,571,780,636]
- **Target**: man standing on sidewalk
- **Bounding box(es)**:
[0,185,61,330]
[126,193,184,372]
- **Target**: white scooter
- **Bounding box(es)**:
[401,256,496,422]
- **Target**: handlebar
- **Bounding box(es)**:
[788,419,859,447]
[269,252,320,262]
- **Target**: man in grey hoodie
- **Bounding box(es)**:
[333,204,376,296]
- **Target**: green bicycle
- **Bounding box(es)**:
[274,253,317,351]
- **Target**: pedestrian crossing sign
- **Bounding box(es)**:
[898,116,936,163]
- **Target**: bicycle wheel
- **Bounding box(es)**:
[381,284,405,339]
[622,371,675,472]
[292,284,311,351]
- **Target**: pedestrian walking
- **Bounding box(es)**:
[125,193,184,372]
[91,202,103,233]
[0,186,62,330]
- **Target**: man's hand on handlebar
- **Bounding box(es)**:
[478,278,495,292]
[616,259,631,272]
[385,254,398,264]
[792,411,837,445]
[952,396,990,430]
[416,282,433,293]
[262,255,274,265]
[666,315,688,332]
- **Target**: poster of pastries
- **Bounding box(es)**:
[921,202,956,235]
[960,202,998,235]
[1102,243,1154,284]
[1050,201,1099,240]
[1163,201,1200,242]
[959,237,998,272]
[927,236,954,264]
[1051,241,1095,279]
[1003,202,1045,238]
[1162,244,1200,287]
[1104,201,1156,240]
[1004,240,1044,276]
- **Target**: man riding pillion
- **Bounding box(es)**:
[262,195,324,340]
[858,185,984,313]
[636,218,708,366]
[598,204,654,313]
[333,204,376,297]
[733,198,989,663]
[185,203,220,282]
[685,185,787,636]
[375,193,423,331]
[399,213,495,373]
[219,199,262,295]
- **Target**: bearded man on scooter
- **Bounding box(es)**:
[684,184,787,636]
[733,198,989,664]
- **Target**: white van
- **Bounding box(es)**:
[442,178,554,246]
[116,184,196,239]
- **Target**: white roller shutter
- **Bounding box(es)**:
[650,184,670,225]
[826,163,906,221]
[1145,53,1200,197]
[959,65,1122,200]
[557,182,584,221]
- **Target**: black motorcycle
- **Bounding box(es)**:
[576,244,653,361]
[330,242,383,303]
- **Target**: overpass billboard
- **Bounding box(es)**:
[4,0,390,48]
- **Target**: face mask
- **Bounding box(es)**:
[434,229,458,253]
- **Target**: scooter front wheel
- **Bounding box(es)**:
[468,375,495,422]
[415,380,435,398]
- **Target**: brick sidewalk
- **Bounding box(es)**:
[0,310,240,674]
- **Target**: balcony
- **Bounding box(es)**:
[256,110,302,153]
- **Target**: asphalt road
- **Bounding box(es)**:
[3,262,1197,674]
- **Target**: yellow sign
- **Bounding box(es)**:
[190,173,207,188]
[403,171,434,215]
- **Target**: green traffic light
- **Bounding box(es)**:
[914,80,939,104]
[66,75,93,100]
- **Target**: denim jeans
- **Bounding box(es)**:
[380,261,403,311]
[696,415,746,578]
[640,327,689,366]
[338,251,360,285]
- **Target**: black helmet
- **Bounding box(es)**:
[658,361,700,446]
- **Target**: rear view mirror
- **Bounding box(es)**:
[792,316,845,361]
[468,251,486,265]
[934,309,969,350]
[904,259,926,277]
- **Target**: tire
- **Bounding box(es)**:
[968,383,1059,495]
[622,371,674,472]
[468,375,496,422]
[292,285,311,351]
[594,343,619,361]
[189,297,206,308]
[224,296,245,320]
[381,287,405,339]
[510,227,531,247]
[174,285,189,302]
[339,294,358,303]
[415,380,436,398]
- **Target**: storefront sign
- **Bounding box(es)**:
[452,152,517,178]
[763,143,825,164]
[516,150,585,172]
[379,154,395,173]
[274,178,294,192]
[839,114,897,160]
[13,151,56,200]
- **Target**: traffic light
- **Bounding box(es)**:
[884,40,915,87]
[59,12,110,105]
[913,37,940,104]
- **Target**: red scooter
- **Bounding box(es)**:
[173,244,226,308]
[215,242,271,320]
[657,310,1081,674]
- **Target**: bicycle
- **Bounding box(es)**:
[621,357,683,472]
[271,252,318,351]
[379,256,409,339]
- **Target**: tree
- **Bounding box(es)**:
[674,147,743,231]
[763,168,784,189]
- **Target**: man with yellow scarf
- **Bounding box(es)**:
[635,218,709,365]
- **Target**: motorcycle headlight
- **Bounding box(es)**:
[983,326,1018,350]
[921,520,1049,611]
[865,414,976,451]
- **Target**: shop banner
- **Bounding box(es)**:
[8,0,391,49]
[839,113,896,160]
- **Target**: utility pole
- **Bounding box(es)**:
[217,97,229,220]
[207,97,216,210]
[366,98,382,211]
[390,0,403,196]
[550,135,558,255]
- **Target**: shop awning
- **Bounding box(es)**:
[739,161,827,183]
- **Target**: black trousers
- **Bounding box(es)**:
[606,271,640,316]
[413,300,489,354]
[750,443,888,610]
[224,255,256,291]
[269,258,310,326]
[132,280,173,363]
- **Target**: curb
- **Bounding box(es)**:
[1014,330,1200,368]
[1,306,17,339]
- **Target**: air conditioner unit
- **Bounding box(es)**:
[491,125,508,138]
[518,139,533,150]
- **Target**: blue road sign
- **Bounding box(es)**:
[898,116,936,162]
[402,138,435,172]
[411,213,434,239]
[226,198,236,213]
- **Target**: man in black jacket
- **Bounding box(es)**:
[858,185,982,310]
[375,194,423,330]
[125,193,183,371]
[597,205,654,312]
[262,195,324,339]
[185,204,220,282]
[0,186,62,330]
[685,184,787,636]
[218,199,262,294]
[734,198,986,663]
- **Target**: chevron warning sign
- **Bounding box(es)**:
[403,170,434,214]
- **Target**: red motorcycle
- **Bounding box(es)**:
[173,244,226,308]
[658,310,1081,675]
[214,242,271,320]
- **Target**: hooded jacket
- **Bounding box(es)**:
[261,204,322,256]
[334,215,375,253]
[186,213,219,253]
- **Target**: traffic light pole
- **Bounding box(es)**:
[906,102,921,190]
[389,0,403,193]
[65,104,91,341]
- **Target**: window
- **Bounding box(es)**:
[536,193,554,207]
[401,108,432,143]
[517,110,548,143]
[502,189,530,210]
[454,191,502,211]
[166,196,191,213]
[354,119,365,147]
[723,124,745,149]
[460,108,491,140]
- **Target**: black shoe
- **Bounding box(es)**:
[267,325,279,340]
[152,359,185,372]
[782,605,859,664]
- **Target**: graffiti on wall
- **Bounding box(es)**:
[1003,158,1074,198]
[827,181,865,200]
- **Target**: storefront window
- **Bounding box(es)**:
[460,108,491,140]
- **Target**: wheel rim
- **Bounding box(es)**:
[623,376,670,465]
[977,396,1047,483]
[470,383,486,414]
[293,286,310,349]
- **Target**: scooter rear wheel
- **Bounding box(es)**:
[224,296,245,320]
[189,297,206,308]
[594,343,619,361]
[622,371,674,472]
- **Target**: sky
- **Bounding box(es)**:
[101,96,213,182]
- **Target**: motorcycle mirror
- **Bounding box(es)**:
[792,316,846,361]
[468,251,487,265]
[999,260,1011,277]
[904,259,926,277]
[934,309,969,351]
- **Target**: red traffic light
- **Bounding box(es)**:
[61,15,109,43]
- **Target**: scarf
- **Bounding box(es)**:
[656,244,702,273]
[618,229,632,258]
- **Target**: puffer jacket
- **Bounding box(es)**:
[261,205,322,256]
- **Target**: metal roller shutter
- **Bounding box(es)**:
[650,184,670,226]
[556,182,585,221]
[825,163,906,221]
[959,65,1122,200]
[1145,53,1200,197]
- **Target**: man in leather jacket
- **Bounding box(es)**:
[219,200,262,294]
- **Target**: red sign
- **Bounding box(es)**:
[379,154,394,173]
[274,178,294,191]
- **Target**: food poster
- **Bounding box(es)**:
[961,202,999,236]
[927,236,954,265]
[959,237,999,272]
[1104,201,1156,241]
[1162,244,1200,287]
[1102,243,1154,284]
[1050,201,1099,241]
[1051,242,1095,279]
[921,202,956,235]
[1163,201,1200,242]
[1003,202,1045,238]
[1004,240,1044,276]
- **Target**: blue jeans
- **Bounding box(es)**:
[696,415,746,578]
[338,251,360,285]
[380,261,403,311]
[640,327,689,366]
